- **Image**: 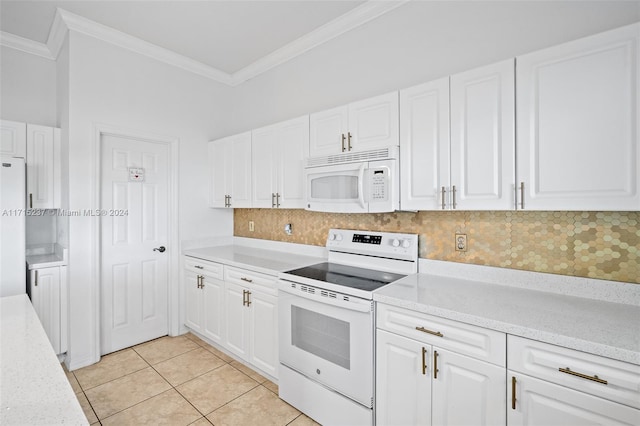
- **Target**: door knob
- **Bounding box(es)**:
[153,246,166,253]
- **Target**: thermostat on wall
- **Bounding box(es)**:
[129,168,145,182]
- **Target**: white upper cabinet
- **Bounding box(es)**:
[310,92,399,157]
[1,120,26,158]
[26,124,61,209]
[450,59,515,210]
[209,132,252,208]
[400,60,515,211]
[309,105,348,157]
[252,116,309,209]
[400,78,450,211]
[516,23,640,211]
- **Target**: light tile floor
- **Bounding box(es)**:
[64,333,320,425]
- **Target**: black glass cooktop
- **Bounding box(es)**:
[284,262,406,292]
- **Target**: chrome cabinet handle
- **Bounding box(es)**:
[242,289,247,306]
[415,326,443,337]
[452,185,457,209]
[559,367,607,385]
[246,290,251,306]
[276,193,280,208]
[341,134,346,152]
[197,275,204,289]
[271,193,276,208]
[441,186,446,210]
[347,132,352,151]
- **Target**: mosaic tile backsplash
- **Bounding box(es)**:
[234,210,640,284]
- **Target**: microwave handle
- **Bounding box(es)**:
[358,163,366,209]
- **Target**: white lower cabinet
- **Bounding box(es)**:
[508,372,640,426]
[376,304,506,426]
[224,266,279,378]
[507,335,640,425]
[184,258,225,345]
[184,255,279,379]
[432,348,505,425]
[28,265,67,355]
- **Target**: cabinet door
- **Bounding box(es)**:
[184,269,203,332]
[201,273,225,345]
[309,105,348,157]
[209,139,229,208]
[0,120,26,158]
[432,348,505,426]
[376,330,431,426]
[400,78,450,210]
[230,132,252,208]
[508,372,640,425]
[251,125,278,208]
[26,124,55,209]
[349,91,399,152]
[29,267,61,354]
[450,59,515,210]
[224,282,248,358]
[248,290,278,378]
[516,23,640,210]
[277,116,309,209]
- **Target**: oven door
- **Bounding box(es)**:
[278,281,373,407]
[305,162,368,213]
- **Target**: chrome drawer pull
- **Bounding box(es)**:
[416,326,443,337]
[240,277,253,283]
[559,367,608,385]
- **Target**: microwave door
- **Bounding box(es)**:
[305,163,368,213]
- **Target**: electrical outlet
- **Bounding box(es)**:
[455,233,467,252]
[249,221,255,232]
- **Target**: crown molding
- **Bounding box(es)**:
[54,9,233,85]
[230,0,410,86]
[0,31,54,59]
[2,1,408,86]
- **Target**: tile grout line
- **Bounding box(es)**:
[68,335,288,426]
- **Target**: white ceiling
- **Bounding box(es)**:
[0,0,373,75]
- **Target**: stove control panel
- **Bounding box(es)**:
[326,229,418,263]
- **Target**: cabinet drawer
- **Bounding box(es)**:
[184,256,223,280]
[225,266,277,295]
[508,335,640,409]
[377,303,506,366]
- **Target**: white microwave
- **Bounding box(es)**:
[304,147,399,213]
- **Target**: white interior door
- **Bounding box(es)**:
[101,134,169,355]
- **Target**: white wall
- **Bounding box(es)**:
[0,46,57,126]
[64,32,235,368]
[226,1,640,134]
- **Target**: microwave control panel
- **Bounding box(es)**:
[370,168,388,201]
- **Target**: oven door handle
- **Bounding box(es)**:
[278,281,372,313]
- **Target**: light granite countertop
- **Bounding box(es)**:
[374,272,640,365]
[183,245,325,275]
[0,294,87,425]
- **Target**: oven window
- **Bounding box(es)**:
[291,306,350,370]
[310,175,358,200]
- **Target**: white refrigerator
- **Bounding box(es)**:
[0,156,26,297]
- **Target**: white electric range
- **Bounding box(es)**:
[277,229,418,426]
